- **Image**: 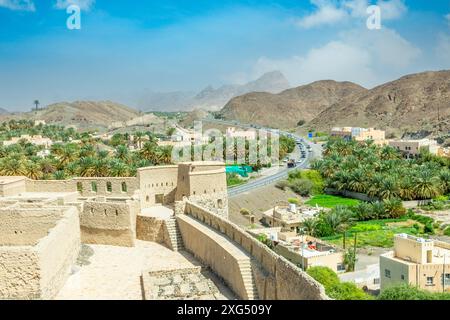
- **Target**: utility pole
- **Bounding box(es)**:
[343,231,346,250]
[353,233,358,272]
[444,254,447,293]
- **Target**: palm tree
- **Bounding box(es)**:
[353,202,373,221]
[302,218,318,236]
[158,146,173,164]
[53,170,67,180]
[25,161,42,180]
[348,169,368,193]
[323,206,354,235]
[109,160,130,177]
[378,177,400,200]
[0,157,27,176]
[140,141,158,164]
[439,170,450,194]
[38,158,56,175]
[380,145,400,160]
[398,176,415,201]
[33,100,40,111]
[115,145,130,163]
[134,131,145,149]
[413,170,442,199]
[78,157,96,177]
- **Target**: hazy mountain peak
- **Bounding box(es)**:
[138,71,291,112]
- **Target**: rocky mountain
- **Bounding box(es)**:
[137,71,290,112]
[219,80,367,128]
[0,101,140,130]
[308,70,450,135]
[0,107,9,115]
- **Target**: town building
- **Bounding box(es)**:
[380,234,450,293]
[388,139,440,158]
[331,127,387,146]
[226,127,257,140]
[2,135,53,148]
[248,227,345,273]
[262,203,323,232]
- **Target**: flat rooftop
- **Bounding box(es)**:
[140,206,174,219]
[56,241,234,300]
[0,176,25,184]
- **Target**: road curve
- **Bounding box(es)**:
[200,119,317,197]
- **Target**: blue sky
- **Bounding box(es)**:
[0,0,449,111]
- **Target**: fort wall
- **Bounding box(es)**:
[0,206,80,300]
[79,199,139,247]
[138,166,178,208]
[178,201,329,300]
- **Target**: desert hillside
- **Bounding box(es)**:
[0,101,140,130]
[308,70,450,135]
[219,80,367,128]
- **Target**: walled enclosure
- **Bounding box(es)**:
[0,206,80,300]
[177,201,328,300]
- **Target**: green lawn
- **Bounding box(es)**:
[305,195,361,208]
[322,219,424,248]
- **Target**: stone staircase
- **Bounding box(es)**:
[237,259,259,300]
[165,218,184,252]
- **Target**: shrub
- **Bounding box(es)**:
[307,267,372,300]
[328,282,373,300]
[288,170,325,194]
[240,208,250,216]
[350,224,381,232]
[379,284,450,300]
[275,180,289,191]
[306,267,340,289]
[297,120,306,126]
[424,223,435,234]
[288,198,300,205]
[444,227,450,236]
[289,179,313,196]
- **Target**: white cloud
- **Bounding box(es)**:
[297,0,348,29]
[377,0,407,19]
[297,0,407,29]
[54,0,94,11]
[251,27,421,88]
[0,0,35,11]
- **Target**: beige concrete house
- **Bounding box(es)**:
[388,139,440,158]
[331,127,387,146]
[248,228,345,273]
[226,127,257,140]
[2,135,53,148]
[262,204,323,232]
[380,234,450,293]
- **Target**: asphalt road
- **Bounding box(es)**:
[201,119,321,197]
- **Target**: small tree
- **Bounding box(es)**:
[240,208,250,216]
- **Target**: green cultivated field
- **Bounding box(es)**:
[322,218,424,248]
[306,195,360,208]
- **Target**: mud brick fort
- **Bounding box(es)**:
[0,161,327,300]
